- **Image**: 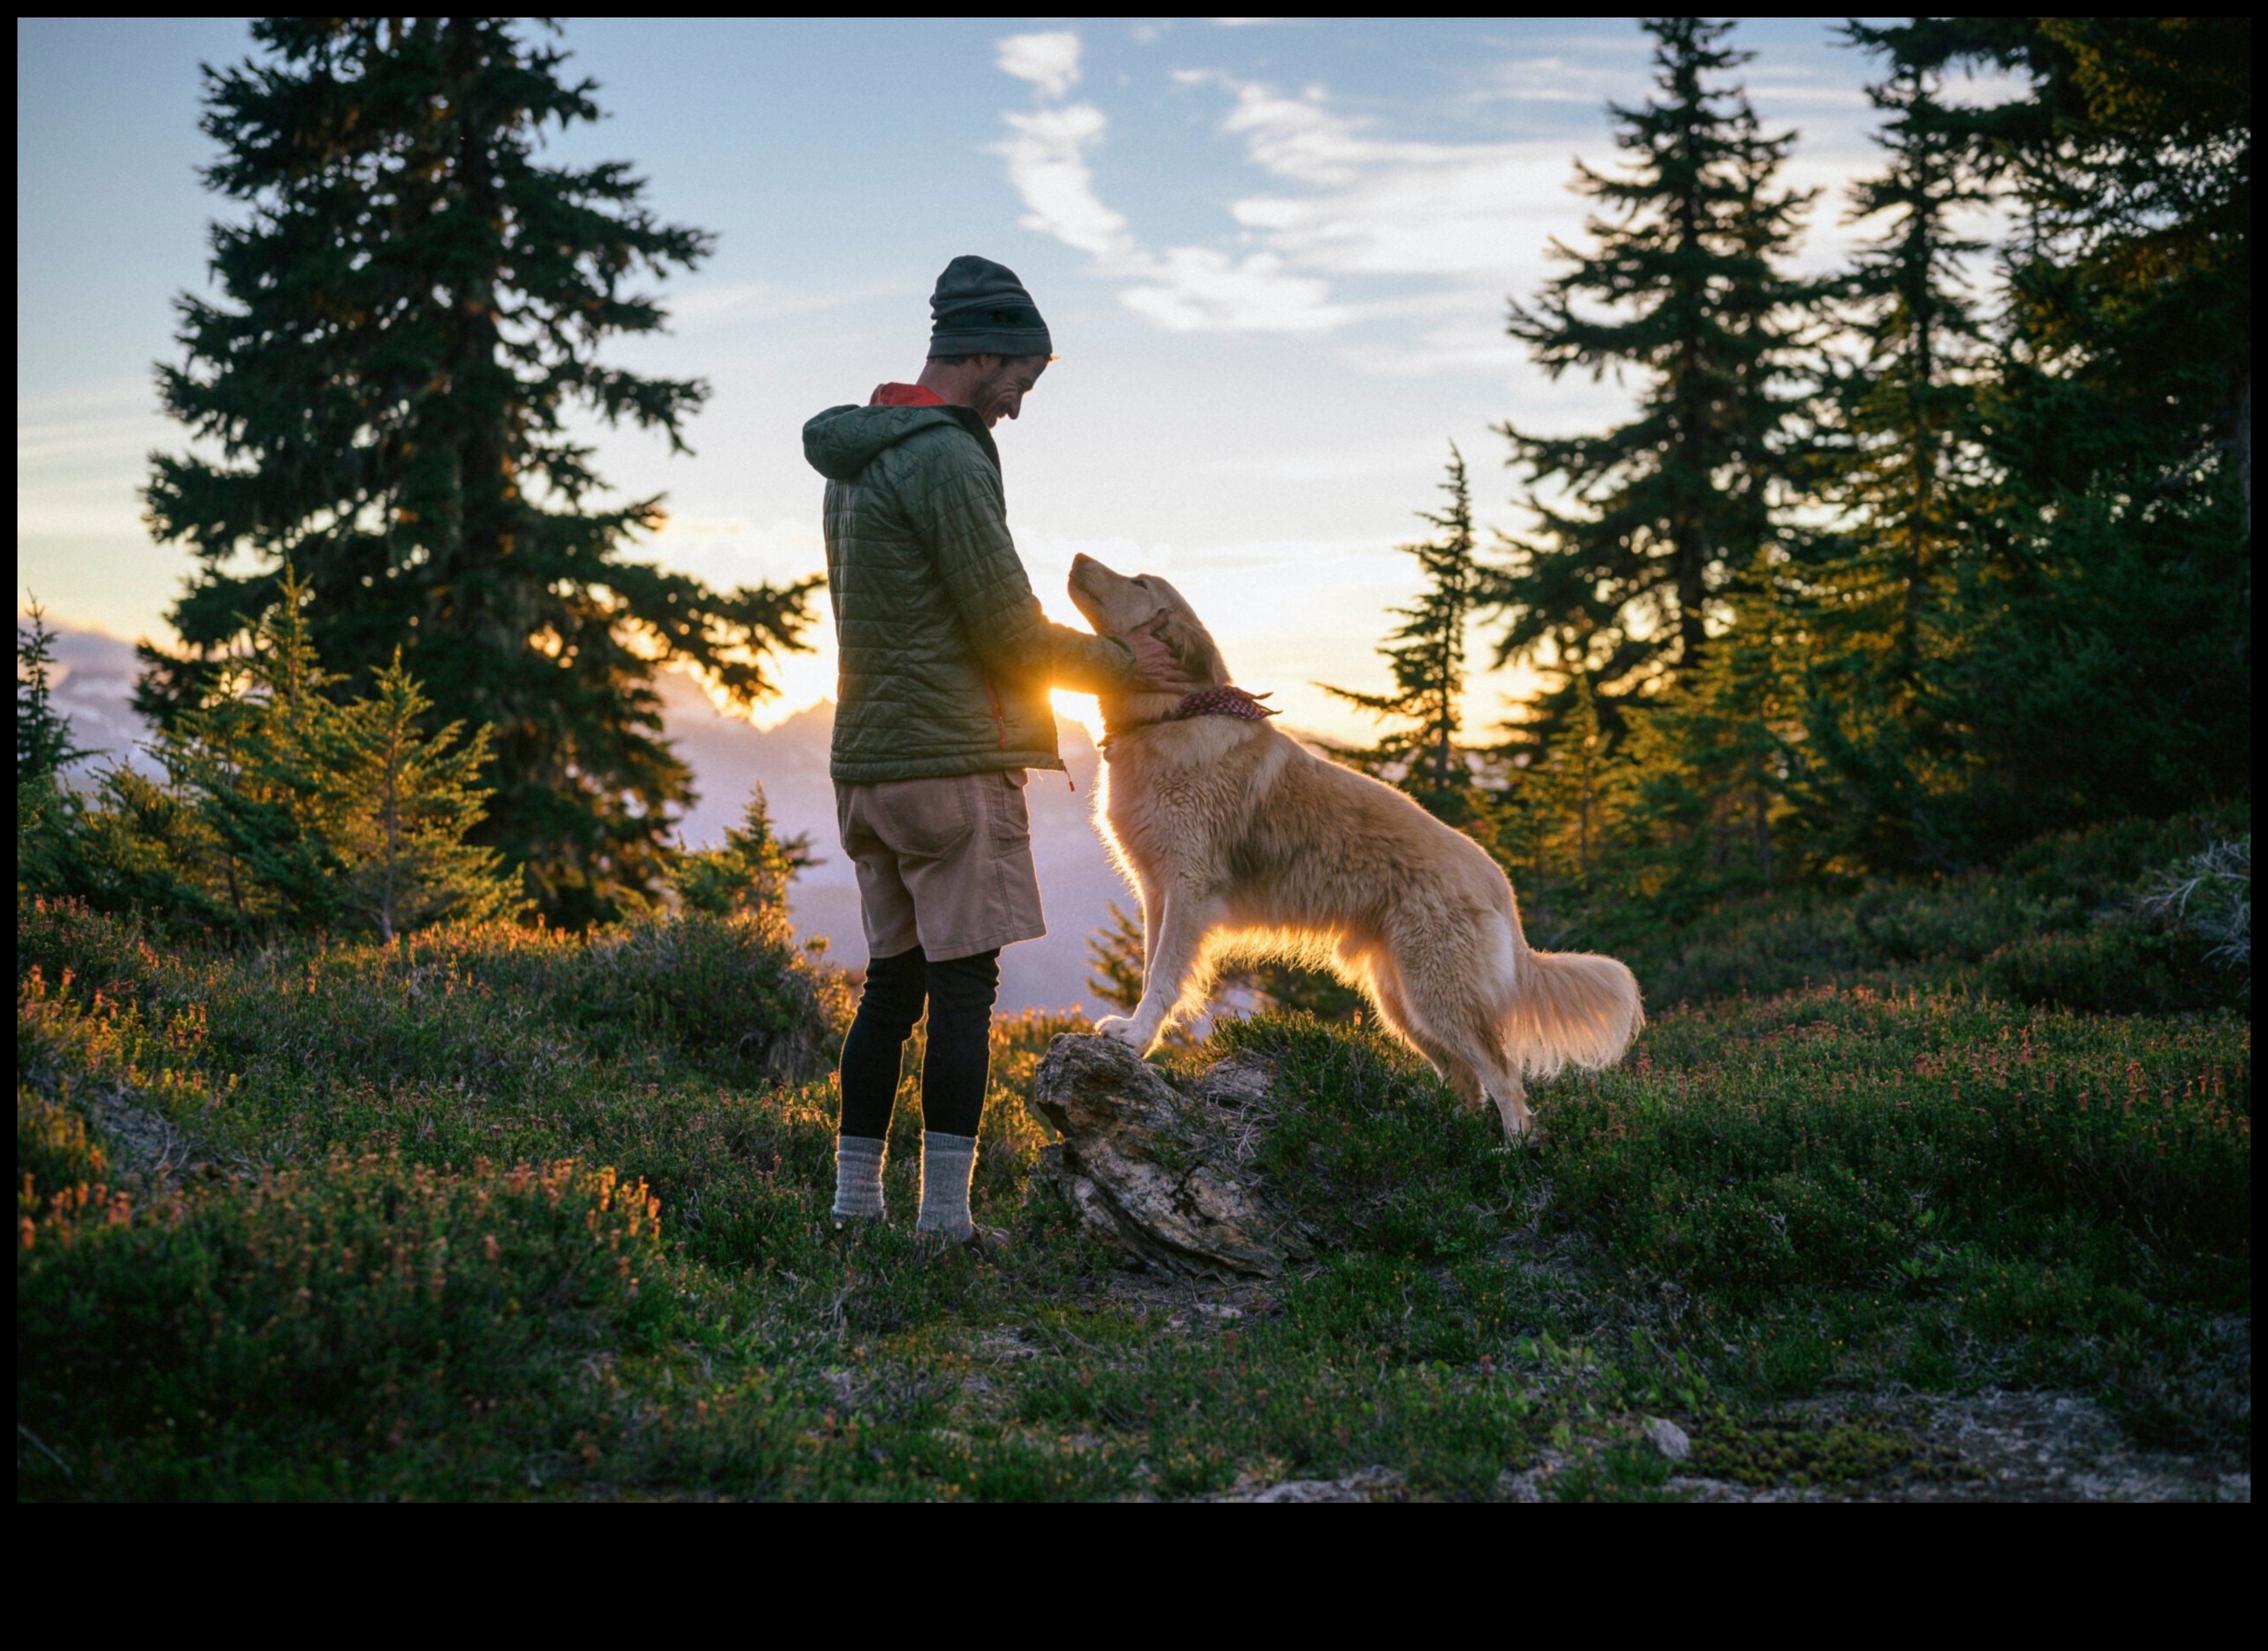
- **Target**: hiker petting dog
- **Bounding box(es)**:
[802,255,1194,1243]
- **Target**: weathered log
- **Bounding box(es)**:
[1030,1034,1312,1279]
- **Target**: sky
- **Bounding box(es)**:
[17,17,1973,747]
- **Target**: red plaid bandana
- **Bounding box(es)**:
[1162,686,1279,723]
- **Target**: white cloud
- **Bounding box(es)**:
[1118,247,1348,333]
[996,31,1083,101]
[995,104,1132,258]
[987,44,1937,363]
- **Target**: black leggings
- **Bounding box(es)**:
[837,945,998,1141]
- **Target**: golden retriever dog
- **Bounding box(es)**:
[1066,553,1643,1141]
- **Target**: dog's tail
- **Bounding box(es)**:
[1499,945,1644,1080]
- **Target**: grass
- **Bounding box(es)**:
[15,834,2251,1498]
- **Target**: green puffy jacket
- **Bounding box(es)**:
[803,402,1134,783]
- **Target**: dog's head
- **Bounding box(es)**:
[1068,554,1228,689]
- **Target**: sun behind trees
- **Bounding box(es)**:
[134,18,819,925]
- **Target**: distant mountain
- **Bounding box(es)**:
[33,624,155,774]
[31,621,1131,1016]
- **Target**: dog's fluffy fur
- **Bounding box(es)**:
[1068,554,1643,1140]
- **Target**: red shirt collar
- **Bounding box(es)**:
[870,382,946,407]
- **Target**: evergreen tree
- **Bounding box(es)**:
[17,603,92,896]
[136,18,819,925]
[313,652,516,940]
[164,570,347,930]
[1487,17,1814,742]
[1085,902,1147,1015]
[1795,44,1993,866]
[1512,673,1616,888]
[1319,445,1489,811]
[674,786,815,921]
[1855,19,2251,844]
[1620,558,1805,895]
[35,569,513,939]
[17,604,88,787]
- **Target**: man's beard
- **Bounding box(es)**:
[972,365,1017,422]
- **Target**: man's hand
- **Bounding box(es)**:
[1125,628,1200,692]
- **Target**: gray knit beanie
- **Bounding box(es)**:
[927,254,1053,360]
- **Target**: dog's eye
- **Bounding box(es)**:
[1132,577,1149,589]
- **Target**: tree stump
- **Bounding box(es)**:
[1031,1034,1313,1279]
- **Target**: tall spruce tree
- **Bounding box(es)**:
[138,18,818,924]
[1320,445,1487,810]
[1621,556,1805,893]
[1796,44,1993,866]
[1854,19,2251,845]
[1487,17,1814,746]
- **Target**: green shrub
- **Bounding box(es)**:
[1206,1013,1521,1261]
[1981,920,2224,1013]
[17,1152,670,1498]
[1539,986,2251,1307]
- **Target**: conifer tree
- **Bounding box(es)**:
[1085,902,1148,1016]
[137,18,819,925]
[314,652,516,940]
[1796,44,1992,865]
[1848,19,2250,845]
[1320,445,1487,808]
[17,604,92,895]
[1516,674,1615,887]
[165,570,347,930]
[674,786,815,922]
[1487,17,1814,742]
[35,569,513,938]
[1622,559,1804,892]
[17,604,88,788]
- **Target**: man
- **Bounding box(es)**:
[802,254,1188,1244]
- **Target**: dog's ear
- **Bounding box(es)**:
[1151,604,1226,686]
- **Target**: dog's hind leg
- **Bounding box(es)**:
[1367,957,1486,1109]
[1429,1019,1533,1142]
[1396,957,1536,1141]
[1095,885,1224,1054]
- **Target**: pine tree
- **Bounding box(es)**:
[40,568,513,939]
[1850,20,2251,845]
[1621,559,1805,893]
[313,652,516,940]
[1319,445,1489,812]
[164,570,347,930]
[674,786,815,922]
[136,18,820,925]
[17,603,93,896]
[1487,17,1814,742]
[1514,673,1615,888]
[1085,902,1148,1015]
[1795,40,1993,865]
[17,604,88,787]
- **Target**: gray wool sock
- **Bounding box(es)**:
[916,1130,978,1240]
[833,1134,887,1221]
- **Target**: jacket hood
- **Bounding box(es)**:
[803,403,996,481]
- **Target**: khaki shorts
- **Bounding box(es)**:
[835,770,1047,961]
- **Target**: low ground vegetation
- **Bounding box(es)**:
[16,811,2248,1499]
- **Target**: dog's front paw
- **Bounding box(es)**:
[1093,1015,1146,1048]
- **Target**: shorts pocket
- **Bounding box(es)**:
[877,776,975,860]
[987,770,1034,849]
